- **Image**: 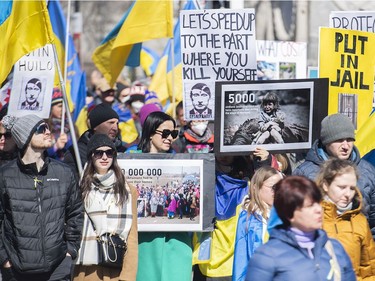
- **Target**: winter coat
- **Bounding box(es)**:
[245,227,356,281]
[293,139,375,236]
[233,208,266,281]
[0,156,83,274]
[172,127,214,153]
[322,190,375,280]
[74,183,138,281]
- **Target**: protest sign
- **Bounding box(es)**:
[214,78,329,154]
[118,153,215,232]
[8,44,55,118]
[256,40,307,80]
[180,9,257,120]
[319,27,375,129]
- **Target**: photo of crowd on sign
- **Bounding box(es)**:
[118,159,203,231]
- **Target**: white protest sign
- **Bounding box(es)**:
[9,44,55,118]
[329,11,375,32]
[180,9,257,120]
[256,40,307,80]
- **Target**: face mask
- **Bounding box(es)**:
[131,101,144,113]
[191,122,208,136]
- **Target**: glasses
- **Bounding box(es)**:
[155,129,178,139]
[35,123,49,135]
[93,149,116,159]
[0,132,12,139]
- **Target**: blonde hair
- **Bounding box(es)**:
[247,166,281,220]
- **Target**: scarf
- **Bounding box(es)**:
[290,227,316,259]
[324,195,353,215]
[76,170,133,265]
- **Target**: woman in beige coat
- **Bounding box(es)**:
[74,134,138,281]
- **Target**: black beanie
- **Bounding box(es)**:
[88,103,119,129]
[87,134,116,158]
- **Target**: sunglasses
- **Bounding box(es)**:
[0,132,12,139]
[93,149,116,159]
[155,129,178,139]
[35,123,49,135]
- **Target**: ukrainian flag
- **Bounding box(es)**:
[0,0,53,84]
[149,0,199,113]
[140,46,160,77]
[193,173,249,277]
[92,0,173,87]
[48,0,86,121]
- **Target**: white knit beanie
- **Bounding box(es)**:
[2,114,43,150]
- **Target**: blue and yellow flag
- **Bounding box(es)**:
[92,0,173,87]
[140,46,160,77]
[149,0,199,114]
[48,0,86,122]
[0,0,53,84]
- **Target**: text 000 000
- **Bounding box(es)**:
[126,168,163,177]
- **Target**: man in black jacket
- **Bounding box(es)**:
[0,114,83,281]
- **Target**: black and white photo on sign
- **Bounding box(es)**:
[184,81,215,120]
[180,9,257,121]
[7,44,55,118]
[118,159,205,232]
[214,79,329,154]
[18,77,46,111]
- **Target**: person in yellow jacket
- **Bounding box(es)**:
[316,158,375,280]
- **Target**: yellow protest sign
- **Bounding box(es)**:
[319,27,375,130]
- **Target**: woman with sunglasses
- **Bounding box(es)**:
[74,134,138,281]
[137,111,178,153]
[136,111,192,281]
[0,114,17,166]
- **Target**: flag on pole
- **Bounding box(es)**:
[0,0,53,84]
[48,0,86,121]
[92,0,173,87]
[149,0,199,112]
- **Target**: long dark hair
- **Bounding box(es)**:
[80,151,128,206]
[137,111,176,153]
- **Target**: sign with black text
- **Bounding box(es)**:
[180,9,257,120]
[118,153,215,232]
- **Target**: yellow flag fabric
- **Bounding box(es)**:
[356,112,375,156]
[92,0,173,87]
[0,1,53,84]
[319,27,375,130]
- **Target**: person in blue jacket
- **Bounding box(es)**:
[232,166,283,281]
[245,176,355,281]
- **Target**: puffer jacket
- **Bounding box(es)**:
[293,139,375,236]
[322,190,375,280]
[0,156,83,273]
[245,227,356,281]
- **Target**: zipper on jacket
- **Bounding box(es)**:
[35,176,47,267]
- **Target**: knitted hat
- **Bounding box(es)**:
[2,114,43,150]
[51,87,63,105]
[320,113,355,145]
[87,133,116,158]
[88,103,119,129]
[139,103,161,127]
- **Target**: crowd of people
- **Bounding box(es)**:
[0,70,375,281]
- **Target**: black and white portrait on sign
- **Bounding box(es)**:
[19,77,45,111]
[214,79,329,154]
